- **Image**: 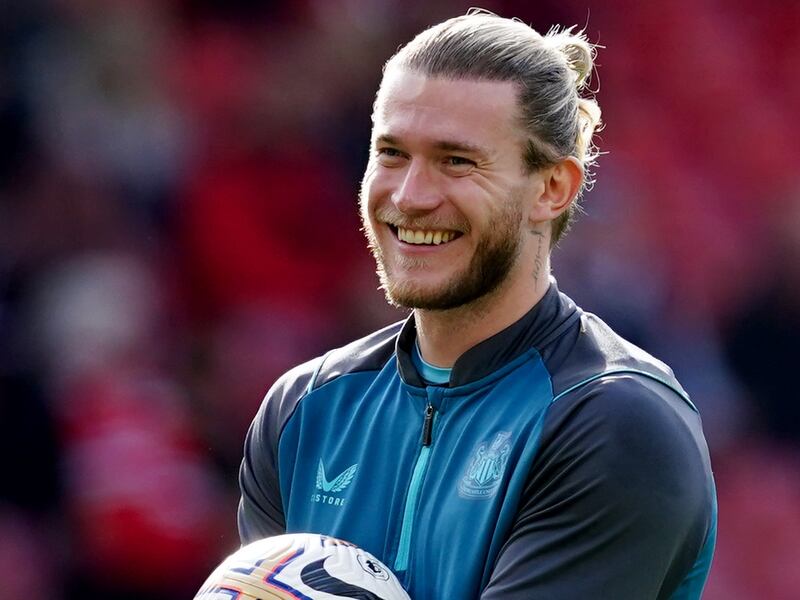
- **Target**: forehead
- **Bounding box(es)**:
[372,68,522,149]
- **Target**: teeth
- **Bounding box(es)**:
[396,227,457,245]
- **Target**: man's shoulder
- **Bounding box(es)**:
[545,308,690,408]
[538,307,711,495]
[580,311,676,377]
[270,319,405,401]
[312,318,405,389]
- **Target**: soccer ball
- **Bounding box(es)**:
[195,533,411,600]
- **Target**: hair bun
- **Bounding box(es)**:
[546,27,596,89]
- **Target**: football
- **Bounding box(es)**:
[195,533,411,600]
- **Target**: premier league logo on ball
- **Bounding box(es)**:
[195,533,410,600]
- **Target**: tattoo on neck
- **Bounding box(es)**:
[532,229,545,282]
[529,226,545,237]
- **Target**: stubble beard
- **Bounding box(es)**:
[361,195,525,312]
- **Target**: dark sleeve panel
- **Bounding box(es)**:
[237,358,320,544]
[481,374,715,600]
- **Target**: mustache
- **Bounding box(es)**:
[373,207,470,233]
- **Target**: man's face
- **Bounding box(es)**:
[360,68,543,310]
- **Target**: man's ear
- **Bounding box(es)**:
[528,157,583,225]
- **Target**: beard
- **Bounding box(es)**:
[361,192,525,311]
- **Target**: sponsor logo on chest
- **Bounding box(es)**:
[311,459,358,507]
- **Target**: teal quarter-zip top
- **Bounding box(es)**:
[239,282,717,600]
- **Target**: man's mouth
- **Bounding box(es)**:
[388,225,463,246]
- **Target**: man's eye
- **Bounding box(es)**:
[376,147,406,166]
[445,156,475,171]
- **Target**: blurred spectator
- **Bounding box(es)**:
[0,507,62,597]
[703,443,800,600]
[29,253,229,598]
[0,373,64,597]
[724,193,800,443]
[177,147,365,321]
[23,1,189,218]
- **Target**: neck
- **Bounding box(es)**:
[414,258,552,368]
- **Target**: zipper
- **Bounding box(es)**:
[421,403,435,447]
[394,400,437,572]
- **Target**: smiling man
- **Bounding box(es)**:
[238,11,717,600]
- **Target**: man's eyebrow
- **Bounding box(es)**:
[374,134,400,146]
[433,140,490,158]
[374,134,491,158]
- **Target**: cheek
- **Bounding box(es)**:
[359,164,379,211]
[361,166,395,213]
[362,156,379,183]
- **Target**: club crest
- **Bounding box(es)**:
[458,432,512,499]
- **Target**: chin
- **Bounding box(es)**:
[383,280,437,309]
[381,258,515,311]
[382,277,472,311]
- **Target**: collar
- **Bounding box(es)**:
[396,279,581,388]
[412,340,452,385]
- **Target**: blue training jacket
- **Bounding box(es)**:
[238,282,717,599]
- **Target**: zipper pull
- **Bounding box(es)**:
[422,403,435,447]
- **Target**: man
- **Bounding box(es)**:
[238,11,716,600]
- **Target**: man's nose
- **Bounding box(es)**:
[391,160,443,214]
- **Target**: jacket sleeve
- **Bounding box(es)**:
[481,374,716,600]
[237,359,320,545]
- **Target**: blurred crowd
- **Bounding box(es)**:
[1,0,798,598]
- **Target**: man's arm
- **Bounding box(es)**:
[481,374,716,599]
[237,396,285,542]
[237,359,320,544]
